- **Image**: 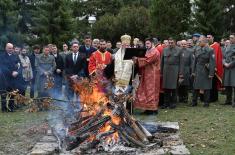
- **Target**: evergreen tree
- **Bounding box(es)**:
[92,6,150,43]
[0,0,22,50]
[150,0,191,40]
[193,0,224,40]
[30,0,75,46]
[221,0,235,36]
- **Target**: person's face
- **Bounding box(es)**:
[220,39,225,46]
[14,47,21,54]
[92,41,99,48]
[207,35,213,44]
[230,35,235,44]
[187,40,193,47]
[63,44,68,51]
[85,39,91,46]
[192,36,199,41]
[225,40,230,46]
[133,39,139,45]
[116,42,121,48]
[34,48,40,54]
[6,44,14,54]
[52,46,57,54]
[145,41,152,49]
[44,47,50,55]
[168,40,175,48]
[72,43,79,53]
[21,49,27,55]
[177,41,182,47]
[163,40,169,46]
[181,41,187,48]
[138,41,144,48]
[106,43,112,49]
[199,37,207,47]
[99,42,106,51]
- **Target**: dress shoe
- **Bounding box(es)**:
[223,102,232,105]
[203,103,209,107]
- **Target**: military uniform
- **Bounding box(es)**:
[191,46,215,107]
[178,48,193,102]
[161,46,183,108]
[222,44,235,105]
[35,53,56,97]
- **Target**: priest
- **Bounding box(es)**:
[114,34,133,94]
[133,38,160,114]
[88,39,112,75]
[207,34,224,102]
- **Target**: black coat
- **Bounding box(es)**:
[79,45,97,58]
[79,45,97,77]
[52,53,64,77]
[0,52,22,90]
[65,52,86,77]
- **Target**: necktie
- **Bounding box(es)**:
[73,53,77,64]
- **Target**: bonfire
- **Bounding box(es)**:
[48,71,160,154]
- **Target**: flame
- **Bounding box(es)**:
[71,78,121,144]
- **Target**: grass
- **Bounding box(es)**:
[0,109,48,155]
[0,94,235,154]
[136,94,235,155]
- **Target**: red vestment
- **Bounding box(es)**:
[134,48,161,111]
[156,44,165,93]
[210,42,224,88]
[156,44,164,56]
[88,50,112,75]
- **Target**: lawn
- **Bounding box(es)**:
[136,94,235,155]
[0,94,235,155]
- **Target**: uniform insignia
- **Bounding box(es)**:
[212,54,215,59]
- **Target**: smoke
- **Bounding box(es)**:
[47,85,81,141]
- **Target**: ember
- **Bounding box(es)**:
[50,75,158,154]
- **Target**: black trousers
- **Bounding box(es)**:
[225,86,235,103]
[164,89,177,108]
[30,77,36,98]
[209,77,218,102]
[178,85,189,102]
[192,89,210,104]
[51,75,63,98]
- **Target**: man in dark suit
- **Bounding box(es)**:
[79,35,97,77]
[65,42,86,101]
[29,44,41,98]
[0,43,22,112]
[51,44,64,96]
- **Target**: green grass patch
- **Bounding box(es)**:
[135,95,235,155]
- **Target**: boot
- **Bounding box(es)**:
[232,102,235,108]
[203,102,209,107]
[191,102,197,107]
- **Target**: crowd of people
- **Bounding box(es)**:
[0,33,234,115]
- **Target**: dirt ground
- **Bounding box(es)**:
[0,111,48,155]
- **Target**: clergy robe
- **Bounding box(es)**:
[156,44,165,93]
[114,47,133,92]
[134,48,160,110]
[210,42,224,88]
[88,50,112,75]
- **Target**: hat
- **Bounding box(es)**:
[121,34,131,45]
[192,33,201,38]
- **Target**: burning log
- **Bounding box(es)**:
[75,115,111,137]
[80,130,116,152]
[65,133,90,151]
[111,124,146,148]
[68,115,93,132]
